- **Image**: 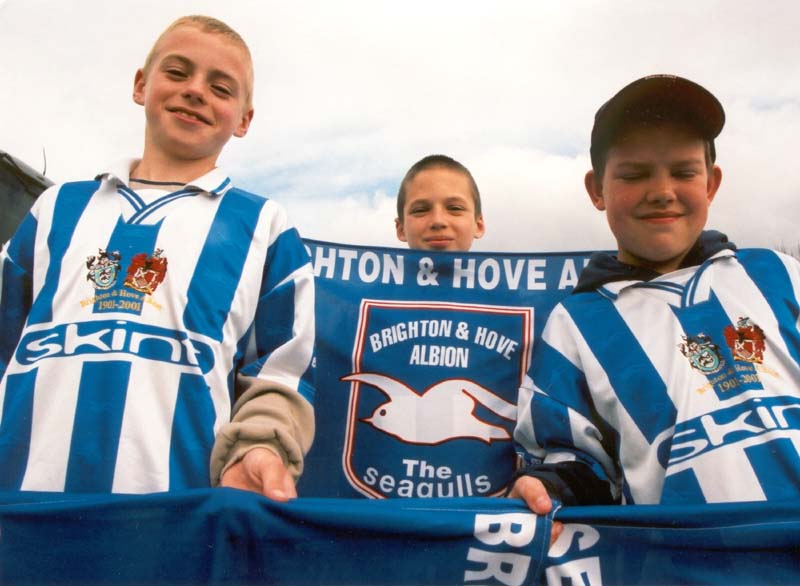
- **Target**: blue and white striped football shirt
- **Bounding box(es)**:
[515,248,800,504]
[0,162,315,493]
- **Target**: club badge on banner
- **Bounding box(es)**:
[343,299,532,498]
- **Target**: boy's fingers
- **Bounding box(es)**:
[509,476,553,515]
[281,472,298,499]
[510,478,562,548]
[220,461,251,490]
[220,448,294,501]
[254,449,295,501]
[550,521,564,547]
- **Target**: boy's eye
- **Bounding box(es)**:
[619,173,645,182]
[165,69,187,79]
[212,84,234,97]
[408,203,431,215]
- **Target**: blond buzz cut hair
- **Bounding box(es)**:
[142,15,254,108]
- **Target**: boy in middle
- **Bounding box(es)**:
[395,154,485,252]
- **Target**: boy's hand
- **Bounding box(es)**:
[508,476,563,546]
[220,447,296,502]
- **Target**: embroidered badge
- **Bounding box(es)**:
[86,249,122,290]
[723,317,766,364]
[123,248,168,295]
[679,333,724,374]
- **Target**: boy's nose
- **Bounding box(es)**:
[181,79,207,103]
[647,179,677,205]
[429,207,448,228]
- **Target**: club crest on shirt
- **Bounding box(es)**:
[679,333,724,374]
[341,300,533,499]
[681,321,770,399]
[86,248,122,290]
[124,249,168,295]
[723,317,766,364]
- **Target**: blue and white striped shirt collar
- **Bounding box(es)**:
[597,248,737,300]
[95,159,234,196]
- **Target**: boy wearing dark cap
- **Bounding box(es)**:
[509,75,800,529]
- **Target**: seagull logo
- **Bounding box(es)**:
[341,372,516,445]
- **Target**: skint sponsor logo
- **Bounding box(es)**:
[16,320,215,373]
[659,396,800,467]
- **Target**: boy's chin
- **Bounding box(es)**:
[628,251,687,273]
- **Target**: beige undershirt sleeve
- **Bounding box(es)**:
[209,374,315,485]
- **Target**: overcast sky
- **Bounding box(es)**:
[2,0,798,253]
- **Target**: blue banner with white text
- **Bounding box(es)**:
[1,490,798,585]
[299,240,592,498]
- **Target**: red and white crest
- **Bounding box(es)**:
[124,249,168,295]
[723,317,766,364]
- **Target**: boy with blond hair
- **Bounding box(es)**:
[510,75,800,531]
[0,16,315,500]
[395,154,485,251]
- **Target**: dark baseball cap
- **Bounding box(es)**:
[590,75,725,167]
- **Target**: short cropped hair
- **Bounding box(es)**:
[142,15,254,108]
[396,155,482,220]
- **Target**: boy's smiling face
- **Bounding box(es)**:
[133,24,254,167]
[395,166,485,251]
[585,124,722,274]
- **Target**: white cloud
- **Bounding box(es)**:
[2,0,799,252]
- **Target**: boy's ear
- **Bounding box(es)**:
[585,170,606,211]
[133,69,146,106]
[395,217,408,243]
[474,214,485,239]
[706,165,722,203]
[233,107,255,138]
